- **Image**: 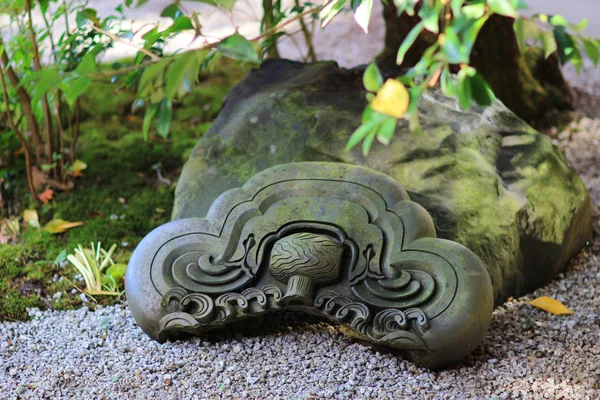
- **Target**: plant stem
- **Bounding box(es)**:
[26,0,55,171]
[262,0,280,58]
[0,36,44,157]
[0,65,38,203]
[90,25,161,61]
[294,0,316,62]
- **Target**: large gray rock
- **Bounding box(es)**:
[173,59,592,304]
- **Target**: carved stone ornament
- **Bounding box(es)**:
[126,162,494,368]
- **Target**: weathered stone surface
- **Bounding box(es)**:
[127,162,493,368]
[173,59,592,304]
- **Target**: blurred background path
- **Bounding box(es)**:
[2,0,599,67]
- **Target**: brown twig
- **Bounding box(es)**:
[90,25,161,61]
[0,36,43,154]
[61,275,98,304]
[262,0,280,58]
[294,0,317,62]
[0,64,38,203]
[26,0,54,173]
[55,97,67,181]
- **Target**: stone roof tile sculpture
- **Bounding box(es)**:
[126,162,494,368]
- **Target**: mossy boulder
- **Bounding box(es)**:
[173,59,592,304]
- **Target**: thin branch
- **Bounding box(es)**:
[41,5,58,63]
[262,0,280,58]
[0,36,43,151]
[294,0,317,62]
[26,0,54,168]
[63,0,70,33]
[0,64,38,202]
[90,25,161,61]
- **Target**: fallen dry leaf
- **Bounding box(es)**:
[68,159,87,177]
[38,189,54,204]
[0,217,19,243]
[23,209,40,228]
[0,233,12,244]
[43,219,84,234]
[530,296,574,315]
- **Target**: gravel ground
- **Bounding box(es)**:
[2,61,600,400]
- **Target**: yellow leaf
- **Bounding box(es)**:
[371,79,410,119]
[68,159,87,175]
[530,296,574,315]
[23,209,40,228]
[44,219,85,234]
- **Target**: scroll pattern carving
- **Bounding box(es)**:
[128,162,493,366]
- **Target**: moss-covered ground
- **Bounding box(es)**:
[0,60,247,321]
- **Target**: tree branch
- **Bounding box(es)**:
[0,64,38,202]
[0,36,43,153]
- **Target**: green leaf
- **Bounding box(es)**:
[161,3,182,20]
[75,8,99,27]
[570,45,583,73]
[39,0,49,14]
[418,1,442,34]
[550,14,568,27]
[462,2,485,19]
[394,0,419,16]
[462,15,489,54]
[513,18,526,52]
[320,0,347,28]
[553,26,576,64]
[168,16,194,32]
[488,0,518,18]
[216,33,260,63]
[541,31,557,58]
[41,163,57,171]
[441,26,468,64]
[165,51,202,99]
[64,77,92,108]
[137,58,170,98]
[353,0,373,33]
[142,103,158,140]
[440,66,456,97]
[363,61,383,92]
[76,53,96,76]
[346,117,380,150]
[362,127,377,156]
[156,98,173,139]
[31,69,61,106]
[105,263,127,285]
[572,18,588,33]
[376,117,396,145]
[583,38,600,66]
[469,71,494,106]
[457,69,472,110]
[397,22,424,65]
